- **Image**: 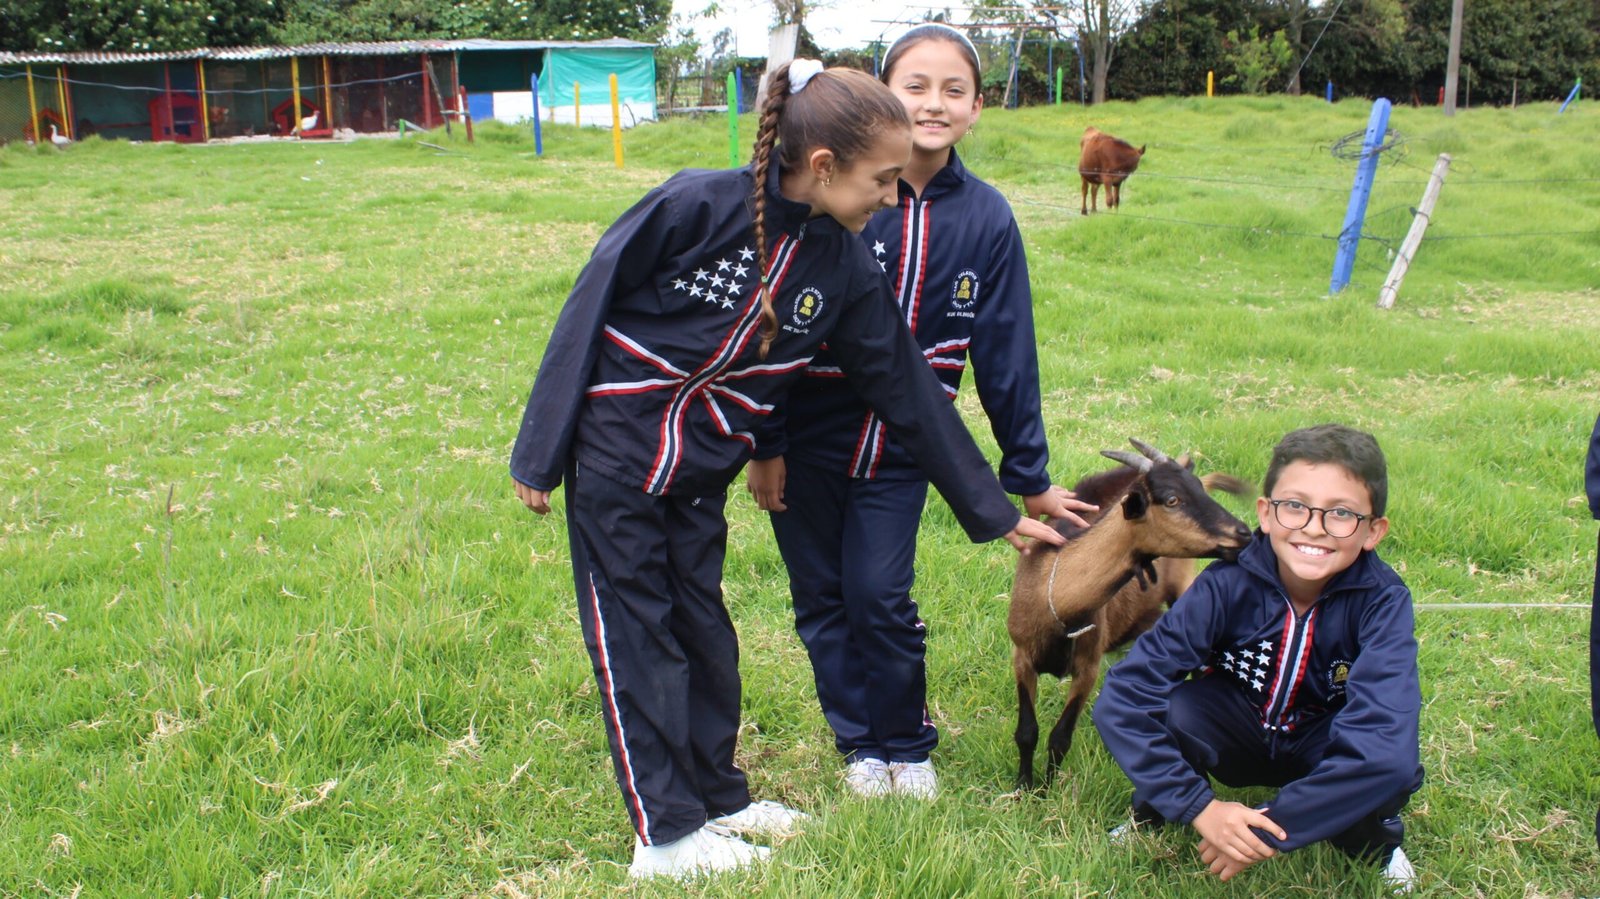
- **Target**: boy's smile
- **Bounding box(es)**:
[1256,461,1389,610]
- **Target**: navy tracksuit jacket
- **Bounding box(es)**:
[1093,533,1424,855]
[753,151,1055,763]
[509,163,1021,845]
[1586,413,1600,849]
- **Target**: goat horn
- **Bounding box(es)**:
[1129,438,1171,464]
[1101,449,1152,472]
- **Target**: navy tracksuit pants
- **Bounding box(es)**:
[565,462,751,846]
[768,458,937,763]
[1135,675,1422,862]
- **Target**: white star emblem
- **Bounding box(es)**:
[703,293,718,305]
[1254,667,1267,679]
[1259,640,1273,651]
[671,278,688,291]
[872,240,887,256]
[689,285,703,297]
[732,264,749,279]
[878,260,887,271]
[716,258,732,271]
[1224,652,1236,666]
[720,296,735,309]
[710,275,726,289]
[737,246,754,261]
[1251,678,1265,691]
[693,268,710,281]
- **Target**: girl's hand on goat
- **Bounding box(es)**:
[745,457,788,512]
[1003,516,1068,552]
[513,479,553,515]
[1024,486,1098,529]
[1191,799,1284,869]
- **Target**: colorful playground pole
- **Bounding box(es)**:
[292,57,303,137]
[727,71,738,167]
[573,82,580,127]
[531,73,543,155]
[1330,98,1392,294]
[1056,66,1063,105]
[60,64,75,139]
[1326,80,1333,103]
[610,73,623,168]
[322,56,333,130]
[460,85,474,143]
[1207,70,1214,97]
[24,64,39,144]
[1560,77,1582,114]
[196,60,211,141]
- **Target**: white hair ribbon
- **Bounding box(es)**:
[789,58,824,94]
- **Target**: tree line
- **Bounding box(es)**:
[3,0,1595,106]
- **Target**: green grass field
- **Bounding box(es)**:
[2,95,1598,897]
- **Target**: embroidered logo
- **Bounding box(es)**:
[951,269,979,310]
[1328,659,1353,692]
[790,287,824,330]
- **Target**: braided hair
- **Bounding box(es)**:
[749,62,910,359]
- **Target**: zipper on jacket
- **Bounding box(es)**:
[1261,596,1317,756]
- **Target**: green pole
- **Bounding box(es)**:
[727,71,739,167]
[1055,67,1063,105]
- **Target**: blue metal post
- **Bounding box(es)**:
[1326,80,1333,102]
[734,66,743,114]
[1077,35,1087,105]
[1047,42,1054,103]
[1330,98,1391,294]
[531,73,542,155]
[1559,77,1582,113]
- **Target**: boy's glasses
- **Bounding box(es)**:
[1268,499,1369,539]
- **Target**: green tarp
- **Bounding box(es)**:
[538,47,654,107]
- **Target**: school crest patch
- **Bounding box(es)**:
[951,269,979,310]
[790,287,825,329]
[1327,658,1353,693]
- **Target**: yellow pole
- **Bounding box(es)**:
[610,73,623,168]
[197,60,212,142]
[1207,70,1214,98]
[25,64,40,144]
[322,55,333,129]
[55,66,69,138]
[573,82,580,127]
[292,57,303,136]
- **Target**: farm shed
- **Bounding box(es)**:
[0,37,656,144]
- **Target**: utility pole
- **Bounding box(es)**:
[1443,0,1464,115]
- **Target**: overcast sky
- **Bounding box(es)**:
[670,0,944,56]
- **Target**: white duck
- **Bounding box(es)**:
[49,123,72,148]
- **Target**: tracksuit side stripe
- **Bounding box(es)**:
[585,572,652,842]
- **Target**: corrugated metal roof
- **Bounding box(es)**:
[0,37,652,66]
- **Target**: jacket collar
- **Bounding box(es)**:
[1237,528,1385,604]
[899,147,971,202]
[750,162,838,239]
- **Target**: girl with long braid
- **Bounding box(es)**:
[509,61,1064,881]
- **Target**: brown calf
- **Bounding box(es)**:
[1078,126,1146,215]
[1007,440,1251,790]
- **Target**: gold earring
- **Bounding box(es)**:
[823,176,832,187]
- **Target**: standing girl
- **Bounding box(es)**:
[747,28,1089,799]
[510,60,1063,881]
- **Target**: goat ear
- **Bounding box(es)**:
[1121,486,1149,520]
[1177,453,1194,471]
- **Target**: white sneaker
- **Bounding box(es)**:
[708,799,810,839]
[628,825,771,880]
[888,760,938,799]
[844,758,892,797]
[1384,846,1416,893]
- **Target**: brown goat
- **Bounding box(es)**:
[1078,126,1146,215]
[1008,439,1251,790]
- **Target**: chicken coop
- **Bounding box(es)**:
[0,38,655,145]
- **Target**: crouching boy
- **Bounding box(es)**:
[1092,424,1423,889]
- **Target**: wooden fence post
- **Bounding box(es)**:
[1377,154,1452,310]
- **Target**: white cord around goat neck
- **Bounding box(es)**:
[1044,547,1096,639]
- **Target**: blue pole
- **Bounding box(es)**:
[531,72,542,155]
[1326,80,1333,103]
[1330,98,1392,294]
[734,66,743,114]
[1077,35,1086,105]
[1559,77,1582,113]
[1047,42,1054,103]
